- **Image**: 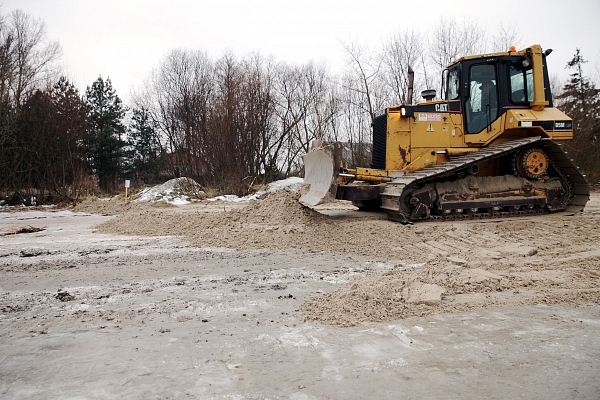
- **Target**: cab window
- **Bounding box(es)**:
[466,64,499,133]
[509,65,533,103]
[446,68,460,100]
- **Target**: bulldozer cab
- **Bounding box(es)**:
[445,46,552,134]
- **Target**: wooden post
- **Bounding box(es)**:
[125,180,130,202]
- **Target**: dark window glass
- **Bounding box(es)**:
[466,64,498,133]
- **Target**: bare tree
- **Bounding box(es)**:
[240,53,292,181]
[429,18,487,93]
[340,40,384,121]
[0,12,13,105]
[380,29,426,105]
[333,72,373,167]
[273,61,336,175]
[271,62,305,175]
[338,40,399,167]
[3,9,61,109]
[136,49,291,194]
[134,48,214,181]
[210,51,277,187]
[490,23,522,52]
[0,9,63,203]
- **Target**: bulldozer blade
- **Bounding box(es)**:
[299,142,342,207]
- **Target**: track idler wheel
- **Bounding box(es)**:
[400,185,435,220]
[399,186,417,215]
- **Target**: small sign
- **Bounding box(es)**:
[125,180,131,188]
[418,113,442,122]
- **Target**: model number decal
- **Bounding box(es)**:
[554,121,572,130]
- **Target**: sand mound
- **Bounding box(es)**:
[302,260,600,326]
[72,198,135,215]
[94,190,332,249]
[71,197,173,216]
[226,190,327,226]
[182,190,334,250]
[87,188,600,326]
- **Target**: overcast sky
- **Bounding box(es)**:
[3,0,600,103]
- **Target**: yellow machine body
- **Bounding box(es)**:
[383,105,573,173]
[299,45,589,222]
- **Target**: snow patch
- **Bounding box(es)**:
[207,177,304,202]
[134,177,204,205]
[131,176,303,205]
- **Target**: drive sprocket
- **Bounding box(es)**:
[515,147,549,179]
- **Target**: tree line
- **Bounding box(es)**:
[1,9,598,205]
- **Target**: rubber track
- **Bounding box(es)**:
[380,136,590,222]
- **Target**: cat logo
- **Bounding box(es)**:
[435,103,448,112]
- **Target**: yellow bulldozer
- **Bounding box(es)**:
[299,44,590,222]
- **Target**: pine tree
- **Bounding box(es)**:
[13,78,90,203]
[16,90,53,203]
[84,77,127,191]
[50,77,89,198]
[125,107,164,183]
[556,49,600,184]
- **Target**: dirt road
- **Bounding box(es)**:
[0,192,599,399]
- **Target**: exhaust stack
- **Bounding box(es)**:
[407,66,414,105]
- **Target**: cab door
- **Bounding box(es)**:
[464,63,499,134]
[444,66,465,147]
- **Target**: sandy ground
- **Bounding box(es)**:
[0,192,599,399]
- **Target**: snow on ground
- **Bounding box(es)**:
[134,177,205,205]
[134,176,303,205]
[207,177,303,203]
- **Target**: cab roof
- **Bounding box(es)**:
[447,45,538,68]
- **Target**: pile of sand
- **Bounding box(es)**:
[72,198,162,215]
[82,188,600,326]
[93,190,332,248]
[301,262,600,326]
